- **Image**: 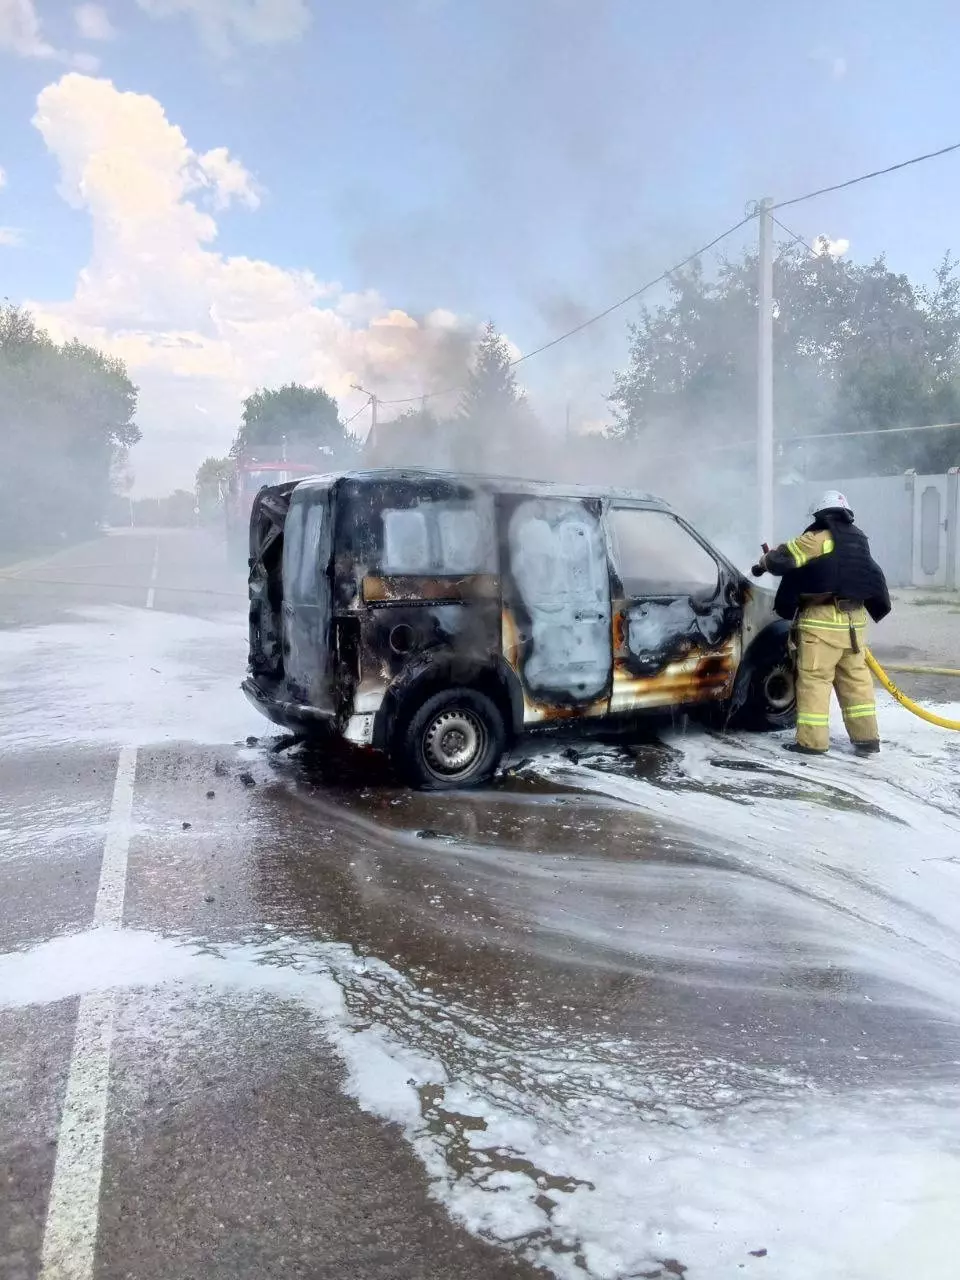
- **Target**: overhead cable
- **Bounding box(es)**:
[377,141,960,409]
[773,141,960,211]
[377,213,757,406]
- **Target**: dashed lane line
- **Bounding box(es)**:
[39,746,138,1280]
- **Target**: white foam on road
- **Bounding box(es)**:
[530,706,960,1013]
[5,595,960,1277]
[4,922,960,1280]
[0,605,262,748]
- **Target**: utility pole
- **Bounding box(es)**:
[757,196,775,549]
[352,384,378,450]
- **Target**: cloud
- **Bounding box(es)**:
[29,74,478,493]
[134,0,311,54]
[0,165,6,188]
[814,235,850,258]
[0,227,24,246]
[74,4,116,41]
[196,145,260,209]
[0,0,101,66]
[0,0,57,58]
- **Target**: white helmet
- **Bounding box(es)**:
[809,489,852,519]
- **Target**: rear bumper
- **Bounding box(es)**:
[241,676,336,734]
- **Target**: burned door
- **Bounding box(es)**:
[282,488,333,710]
[606,505,741,713]
[501,496,612,721]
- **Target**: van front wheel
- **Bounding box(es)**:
[395,688,506,790]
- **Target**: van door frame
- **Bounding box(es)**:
[602,500,743,715]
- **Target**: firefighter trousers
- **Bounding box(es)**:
[795,606,879,752]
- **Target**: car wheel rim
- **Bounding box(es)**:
[423,709,486,778]
[763,664,795,712]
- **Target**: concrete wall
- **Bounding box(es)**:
[776,476,916,587]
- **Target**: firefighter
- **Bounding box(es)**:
[752,490,891,757]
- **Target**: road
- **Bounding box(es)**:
[2,528,960,1280]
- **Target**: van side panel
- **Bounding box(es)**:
[499,494,613,723]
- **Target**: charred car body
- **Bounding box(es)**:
[244,469,794,788]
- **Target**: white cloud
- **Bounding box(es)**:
[0,0,101,66]
[74,3,116,41]
[29,74,477,494]
[0,0,56,58]
[134,0,311,54]
[0,165,6,188]
[195,145,260,209]
[0,227,24,246]
[814,235,850,258]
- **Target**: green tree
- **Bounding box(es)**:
[0,304,140,548]
[455,321,537,470]
[609,245,960,477]
[232,382,358,464]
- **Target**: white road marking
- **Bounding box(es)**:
[145,539,158,610]
[39,746,138,1280]
[93,746,138,929]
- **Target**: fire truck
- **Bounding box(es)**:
[224,444,332,563]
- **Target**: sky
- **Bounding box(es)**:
[2,0,960,494]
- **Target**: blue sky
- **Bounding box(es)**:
[2,0,960,490]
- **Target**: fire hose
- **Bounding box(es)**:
[864,649,960,731]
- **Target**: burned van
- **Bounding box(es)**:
[243,469,794,788]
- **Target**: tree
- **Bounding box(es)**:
[455,321,538,470]
[0,303,140,548]
[232,383,358,464]
[609,245,960,477]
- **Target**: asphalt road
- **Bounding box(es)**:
[2,529,960,1280]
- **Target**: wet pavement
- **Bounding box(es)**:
[2,530,960,1280]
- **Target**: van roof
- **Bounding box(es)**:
[287,467,671,509]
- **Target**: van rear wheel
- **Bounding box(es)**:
[395,688,506,790]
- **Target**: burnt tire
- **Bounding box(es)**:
[748,659,796,730]
[394,688,506,791]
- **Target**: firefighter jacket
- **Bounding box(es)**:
[762,511,891,623]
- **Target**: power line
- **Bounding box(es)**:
[642,419,960,463]
[509,214,756,368]
[375,142,960,411]
[772,216,818,256]
[773,141,960,211]
[787,420,960,442]
[378,212,757,406]
[342,402,369,427]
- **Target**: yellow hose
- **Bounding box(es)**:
[877,661,960,677]
[864,649,960,731]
